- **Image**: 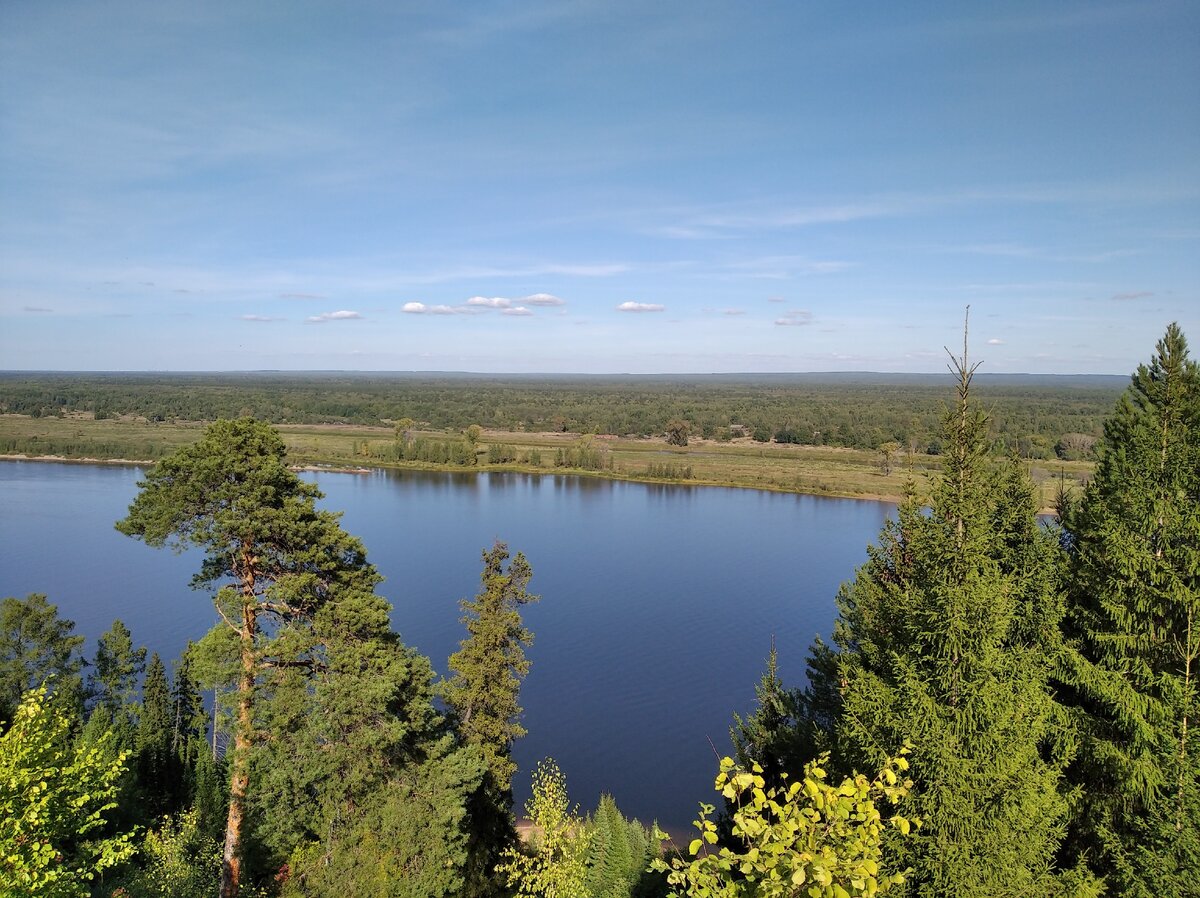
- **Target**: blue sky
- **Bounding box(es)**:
[1,1,1197,373]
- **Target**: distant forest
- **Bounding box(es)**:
[0,371,1125,460]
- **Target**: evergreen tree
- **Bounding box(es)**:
[444,541,540,793]
[730,643,808,788]
[443,541,540,894]
[117,418,402,897]
[1058,322,1200,895]
[170,643,208,773]
[585,794,659,898]
[138,652,176,816]
[808,325,1098,897]
[0,593,86,727]
[91,618,146,725]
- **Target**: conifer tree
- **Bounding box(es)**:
[1058,322,1200,895]
[730,644,808,788]
[809,320,1099,897]
[0,593,86,726]
[117,418,404,897]
[138,651,176,816]
[444,541,540,794]
[91,619,146,726]
[443,541,540,895]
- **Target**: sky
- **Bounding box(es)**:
[1,1,1197,374]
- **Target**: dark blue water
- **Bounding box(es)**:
[0,461,892,830]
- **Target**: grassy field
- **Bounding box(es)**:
[0,414,1093,510]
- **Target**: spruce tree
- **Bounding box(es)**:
[442,541,540,896]
[1058,322,1200,895]
[730,644,808,788]
[810,324,1098,897]
[138,652,176,816]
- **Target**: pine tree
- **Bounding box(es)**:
[1058,322,1200,895]
[117,418,403,897]
[810,322,1099,897]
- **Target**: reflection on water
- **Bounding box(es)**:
[0,460,892,829]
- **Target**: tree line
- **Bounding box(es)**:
[1,324,1195,896]
[0,371,1123,459]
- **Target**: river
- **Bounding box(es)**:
[0,460,893,830]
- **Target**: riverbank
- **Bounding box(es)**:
[0,415,1092,510]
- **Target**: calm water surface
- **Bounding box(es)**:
[0,461,893,830]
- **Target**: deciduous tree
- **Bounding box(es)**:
[0,685,136,896]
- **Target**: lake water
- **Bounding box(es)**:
[0,460,893,830]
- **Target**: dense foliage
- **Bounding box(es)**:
[0,371,1122,458]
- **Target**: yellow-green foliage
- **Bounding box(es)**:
[497,759,592,898]
[0,686,136,897]
[654,749,916,898]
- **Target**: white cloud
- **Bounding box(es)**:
[404,302,464,315]
[306,310,362,323]
[429,305,459,315]
[402,302,427,313]
[521,293,566,306]
[723,308,745,316]
[987,338,1004,345]
[774,310,813,326]
[502,306,534,316]
[466,296,511,308]
[616,301,665,313]
[240,314,282,322]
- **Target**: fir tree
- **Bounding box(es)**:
[1058,322,1200,895]
[809,321,1099,897]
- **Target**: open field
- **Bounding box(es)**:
[0,414,1094,510]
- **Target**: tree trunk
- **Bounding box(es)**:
[220,605,256,898]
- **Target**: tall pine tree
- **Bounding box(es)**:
[1058,322,1200,895]
[117,419,426,896]
[809,320,1098,897]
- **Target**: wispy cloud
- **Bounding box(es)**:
[616,301,665,313]
[1111,290,1153,301]
[278,292,327,300]
[466,296,512,308]
[774,310,813,327]
[987,338,1004,345]
[306,310,362,323]
[726,256,852,279]
[22,305,53,313]
[722,308,745,316]
[502,306,534,317]
[521,293,566,306]
[240,314,283,322]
